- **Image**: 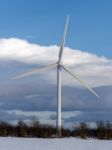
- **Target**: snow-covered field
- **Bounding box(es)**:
[0,137,111,150]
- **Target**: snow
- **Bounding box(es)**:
[0,137,111,150]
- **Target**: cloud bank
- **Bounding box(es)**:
[0,38,112,126]
[0,38,112,87]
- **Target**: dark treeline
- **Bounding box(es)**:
[0,120,112,139]
[72,121,112,139]
[0,120,70,138]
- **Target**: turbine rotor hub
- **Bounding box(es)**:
[57,61,62,67]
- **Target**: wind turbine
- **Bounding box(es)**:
[12,16,99,137]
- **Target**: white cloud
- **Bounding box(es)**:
[25,94,40,99]
[0,38,111,87]
[6,110,82,126]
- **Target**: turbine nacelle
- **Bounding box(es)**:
[57,61,62,66]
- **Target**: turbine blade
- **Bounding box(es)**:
[59,15,70,63]
[12,63,57,80]
[62,65,99,98]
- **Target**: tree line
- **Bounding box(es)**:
[72,121,112,139]
[0,120,112,139]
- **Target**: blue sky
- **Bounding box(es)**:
[0,0,112,57]
[0,0,112,127]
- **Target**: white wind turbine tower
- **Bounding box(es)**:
[12,16,99,137]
